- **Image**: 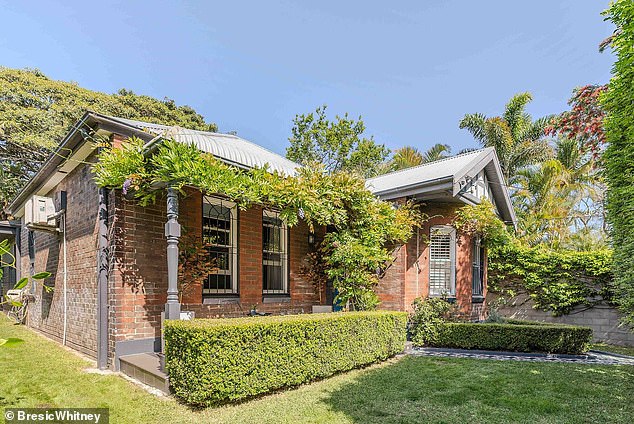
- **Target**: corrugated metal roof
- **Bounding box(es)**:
[366,148,494,194]
[107,116,300,175]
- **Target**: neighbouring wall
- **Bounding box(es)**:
[495,294,634,347]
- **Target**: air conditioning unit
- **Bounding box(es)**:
[25,195,56,228]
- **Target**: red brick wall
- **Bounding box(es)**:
[108,189,167,354]
[22,156,100,358]
[109,187,321,348]
[377,201,485,317]
[375,245,406,311]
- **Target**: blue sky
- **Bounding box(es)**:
[0,0,614,155]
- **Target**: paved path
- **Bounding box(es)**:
[406,346,634,366]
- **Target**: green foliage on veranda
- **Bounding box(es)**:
[0,67,216,214]
[93,138,420,310]
[453,200,512,246]
[164,311,407,406]
[602,0,634,325]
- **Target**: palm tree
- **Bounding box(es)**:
[513,138,601,247]
[390,146,423,170]
[422,143,452,163]
[384,143,452,173]
[459,92,553,183]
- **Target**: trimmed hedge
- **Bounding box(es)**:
[419,322,592,354]
[503,318,559,326]
[164,311,407,406]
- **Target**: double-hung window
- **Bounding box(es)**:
[472,237,485,297]
[262,210,288,294]
[202,196,238,295]
[429,226,456,297]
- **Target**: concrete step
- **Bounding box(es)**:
[119,353,169,394]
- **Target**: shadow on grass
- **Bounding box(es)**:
[323,355,634,424]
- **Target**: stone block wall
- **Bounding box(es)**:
[496,294,634,346]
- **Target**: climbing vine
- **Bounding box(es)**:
[93,137,423,310]
[452,200,512,247]
[488,243,614,316]
[452,201,614,316]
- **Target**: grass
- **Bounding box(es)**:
[1,315,633,424]
[591,342,634,357]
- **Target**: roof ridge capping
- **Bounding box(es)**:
[366,147,493,182]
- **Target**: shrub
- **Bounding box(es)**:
[420,322,592,354]
[408,298,460,346]
[164,311,407,406]
[484,308,505,323]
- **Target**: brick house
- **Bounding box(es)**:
[367,149,516,320]
[6,112,515,370]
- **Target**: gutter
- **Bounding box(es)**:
[368,176,454,199]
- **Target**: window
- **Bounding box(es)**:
[429,226,456,297]
[202,197,238,295]
[262,210,288,294]
[472,237,485,297]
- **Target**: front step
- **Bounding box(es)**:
[119,353,169,394]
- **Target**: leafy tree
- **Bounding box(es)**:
[286,105,389,178]
[459,92,552,183]
[546,85,607,158]
[0,67,217,216]
[602,0,634,325]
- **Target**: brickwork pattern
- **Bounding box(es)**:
[22,157,100,358]
[378,201,484,318]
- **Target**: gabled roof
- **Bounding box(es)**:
[7,112,300,216]
[366,147,516,225]
[100,115,300,175]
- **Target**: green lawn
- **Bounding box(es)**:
[1,316,633,424]
[591,342,634,357]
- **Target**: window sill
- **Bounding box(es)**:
[429,295,457,303]
[471,295,485,304]
[202,296,240,305]
[262,295,290,304]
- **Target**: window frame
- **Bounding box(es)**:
[472,236,485,298]
[262,209,289,295]
[202,196,239,296]
[428,225,456,297]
